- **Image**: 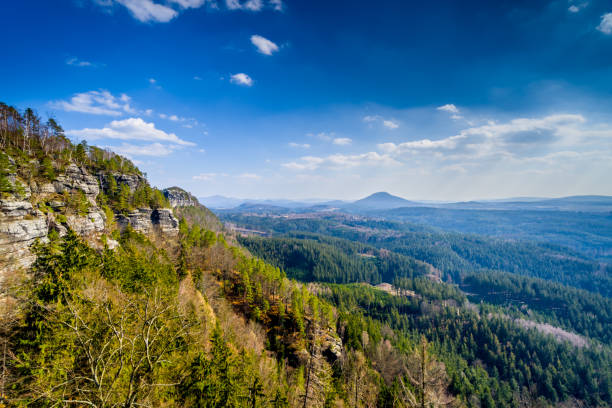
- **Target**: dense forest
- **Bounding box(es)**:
[372,206,612,262]
[222,213,611,297]
[238,234,431,284]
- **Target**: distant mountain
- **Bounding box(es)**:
[440,195,612,212]
[199,195,246,209]
[347,192,417,210]
[200,195,349,210]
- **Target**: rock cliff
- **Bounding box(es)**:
[163,186,200,208]
[0,161,179,285]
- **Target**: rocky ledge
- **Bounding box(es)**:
[116,208,178,235]
[163,186,200,208]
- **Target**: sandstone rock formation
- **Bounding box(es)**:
[0,163,179,284]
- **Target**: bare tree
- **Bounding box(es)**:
[398,336,457,408]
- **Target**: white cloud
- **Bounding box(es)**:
[289,142,311,148]
[283,152,399,171]
[569,5,580,12]
[67,117,194,146]
[149,78,157,84]
[250,35,279,55]
[269,0,283,11]
[225,0,284,11]
[377,114,588,159]
[66,57,94,67]
[230,73,253,86]
[437,104,460,114]
[94,0,280,23]
[193,173,218,181]
[382,120,399,129]
[114,0,178,22]
[597,13,612,34]
[51,90,135,116]
[237,173,261,180]
[194,76,202,80]
[108,142,176,157]
[333,137,352,146]
[307,132,335,141]
[363,115,399,129]
[168,0,206,8]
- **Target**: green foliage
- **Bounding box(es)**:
[41,156,55,180]
[0,151,14,194]
[462,270,612,344]
[225,213,611,296]
[239,234,429,284]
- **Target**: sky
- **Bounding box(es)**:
[1,0,612,201]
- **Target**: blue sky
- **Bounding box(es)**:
[2,0,612,200]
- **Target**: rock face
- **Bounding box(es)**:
[0,162,179,284]
[99,172,146,193]
[53,164,100,204]
[0,200,48,283]
[152,208,179,234]
[116,208,178,235]
[163,187,199,208]
[66,212,106,236]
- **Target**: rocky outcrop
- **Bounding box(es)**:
[1,160,179,283]
[53,164,100,204]
[99,172,146,193]
[116,208,178,235]
[116,209,152,233]
[66,212,106,236]
[152,208,179,234]
[163,187,199,208]
[0,200,48,283]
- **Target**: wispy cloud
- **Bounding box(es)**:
[51,90,135,116]
[230,73,253,86]
[193,173,219,181]
[67,117,195,147]
[66,57,97,67]
[307,132,335,141]
[382,120,399,129]
[93,0,281,23]
[289,142,311,149]
[437,104,459,114]
[237,172,261,180]
[110,0,178,22]
[109,142,177,157]
[568,3,587,13]
[377,114,590,160]
[226,0,281,11]
[597,13,612,34]
[333,137,352,146]
[363,115,400,129]
[283,152,399,171]
[251,35,279,55]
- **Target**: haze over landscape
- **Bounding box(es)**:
[2,1,612,407]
